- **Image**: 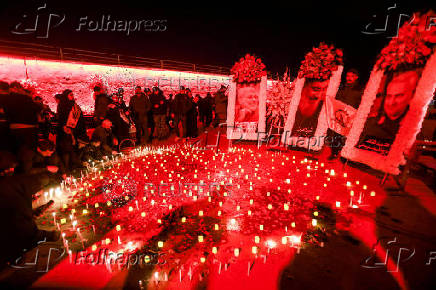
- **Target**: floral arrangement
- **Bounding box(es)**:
[298,42,343,80]
[267,71,294,127]
[231,54,267,83]
[375,11,436,72]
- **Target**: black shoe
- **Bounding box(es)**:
[33,200,54,217]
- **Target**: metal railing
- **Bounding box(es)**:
[0,39,231,75]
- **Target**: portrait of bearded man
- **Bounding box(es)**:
[291,79,329,137]
[357,69,421,155]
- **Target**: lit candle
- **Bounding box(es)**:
[234,248,239,257]
[68,250,72,263]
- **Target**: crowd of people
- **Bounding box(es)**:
[0,80,228,264]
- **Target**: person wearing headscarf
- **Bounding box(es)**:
[56,89,85,172]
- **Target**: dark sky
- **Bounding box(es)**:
[0,0,433,80]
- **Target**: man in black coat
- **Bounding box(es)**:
[149,87,169,140]
[93,86,111,124]
[213,85,228,127]
[198,92,213,127]
[186,91,199,138]
[129,86,151,145]
[172,86,191,139]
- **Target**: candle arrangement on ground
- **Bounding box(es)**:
[36,144,384,289]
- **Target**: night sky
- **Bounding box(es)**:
[0,0,433,81]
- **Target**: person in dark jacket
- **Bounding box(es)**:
[56,90,84,172]
[0,172,60,264]
[172,86,192,139]
[73,138,104,167]
[186,92,199,138]
[107,94,131,142]
[91,119,118,155]
[34,96,55,140]
[93,86,111,124]
[16,139,65,176]
[129,86,151,145]
[150,87,169,140]
[199,92,213,128]
[0,81,41,152]
[166,93,175,131]
[213,85,228,127]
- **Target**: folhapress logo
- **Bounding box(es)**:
[76,16,167,36]
[11,3,167,39]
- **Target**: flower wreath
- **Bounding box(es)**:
[231,54,267,84]
[281,43,344,151]
[298,42,343,81]
[341,10,436,175]
[375,11,435,72]
[267,71,294,127]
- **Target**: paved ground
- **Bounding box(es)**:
[0,128,435,289]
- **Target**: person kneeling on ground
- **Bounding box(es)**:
[74,138,105,167]
[91,119,118,156]
[16,139,65,178]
